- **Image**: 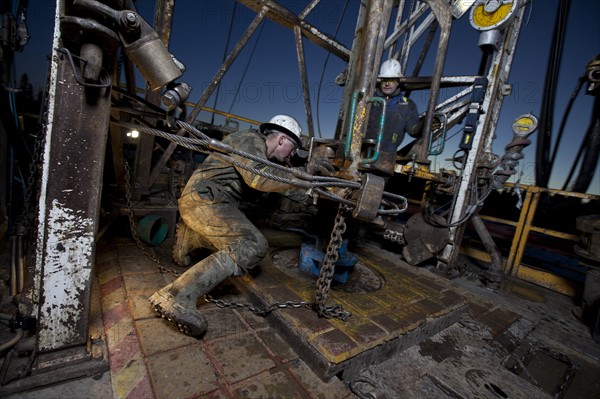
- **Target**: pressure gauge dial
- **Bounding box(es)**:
[470,0,518,31]
[512,113,538,137]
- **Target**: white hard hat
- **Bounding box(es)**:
[378,59,403,79]
[260,114,302,146]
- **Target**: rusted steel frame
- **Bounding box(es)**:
[408,15,438,79]
[439,5,526,270]
[333,1,367,142]
[35,47,113,352]
[384,2,429,56]
[152,0,175,45]
[134,0,176,197]
[147,7,268,187]
[471,214,503,290]
[187,8,266,123]
[414,0,452,162]
[388,0,407,58]
[294,25,315,138]
[108,51,138,192]
[346,0,392,178]
[299,0,320,19]
[237,0,351,62]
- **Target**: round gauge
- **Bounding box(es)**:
[512,113,538,137]
[470,0,517,31]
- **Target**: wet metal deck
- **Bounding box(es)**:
[3,229,600,398]
[234,231,468,381]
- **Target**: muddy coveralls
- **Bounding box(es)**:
[365,86,421,175]
[149,129,301,337]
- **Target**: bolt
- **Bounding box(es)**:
[125,12,137,24]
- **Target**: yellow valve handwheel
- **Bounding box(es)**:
[470,0,517,31]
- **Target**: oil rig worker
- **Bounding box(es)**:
[364,58,422,175]
[149,114,332,337]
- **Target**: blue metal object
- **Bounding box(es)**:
[299,239,358,283]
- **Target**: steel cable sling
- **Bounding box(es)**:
[112,120,409,216]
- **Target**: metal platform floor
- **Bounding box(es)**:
[2,227,600,398]
[238,229,467,381]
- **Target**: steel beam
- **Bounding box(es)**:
[31,0,113,356]
[436,6,527,272]
[134,0,176,198]
[237,0,351,62]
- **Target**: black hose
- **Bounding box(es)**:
[570,95,600,193]
[549,74,586,170]
[535,0,571,188]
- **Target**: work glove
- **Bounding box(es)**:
[306,157,335,176]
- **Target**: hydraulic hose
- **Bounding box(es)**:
[570,95,600,193]
[535,0,571,188]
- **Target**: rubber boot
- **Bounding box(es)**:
[149,252,239,337]
[172,221,211,267]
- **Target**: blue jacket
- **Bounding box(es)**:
[366,88,421,153]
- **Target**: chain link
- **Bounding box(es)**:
[204,205,352,321]
[124,162,350,320]
[124,161,181,277]
[383,229,403,243]
[204,294,313,316]
[315,205,352,320]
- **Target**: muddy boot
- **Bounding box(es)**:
[172,221,207,267]
[149,252,239,338]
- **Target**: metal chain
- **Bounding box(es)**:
[383,229,403,243]
[124,162,350,320]
[203,205,352,321]
[204,294,313,317]
[315,205,352,320]
[123,161,181,277]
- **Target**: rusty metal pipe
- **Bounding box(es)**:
[415,0,452,162]
[294,25,315,138]
[16,233,25,294]
[471,214,503,290]
[346,0,391,176]
[9,237,17,297]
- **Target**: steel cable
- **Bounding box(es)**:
[111,120,408,216]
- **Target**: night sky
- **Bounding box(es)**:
[11,0,600,194]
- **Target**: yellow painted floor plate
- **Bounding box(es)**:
[234,232,468,381]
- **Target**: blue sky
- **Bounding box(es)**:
[13,0,600,194]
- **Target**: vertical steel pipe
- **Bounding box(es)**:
[415,0,452,163]
[345,0,392,178]
[294,25,315,138]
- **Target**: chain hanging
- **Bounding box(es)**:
[204,204,352,321]
[315,204,352,320]
[123,160,181,277]
[204,295,313,317]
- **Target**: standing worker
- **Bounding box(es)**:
[364,59,422,175]
[149,114,332,338]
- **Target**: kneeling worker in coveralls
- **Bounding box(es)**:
[149,114,332,337]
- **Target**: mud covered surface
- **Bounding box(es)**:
[347,248,600,399]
